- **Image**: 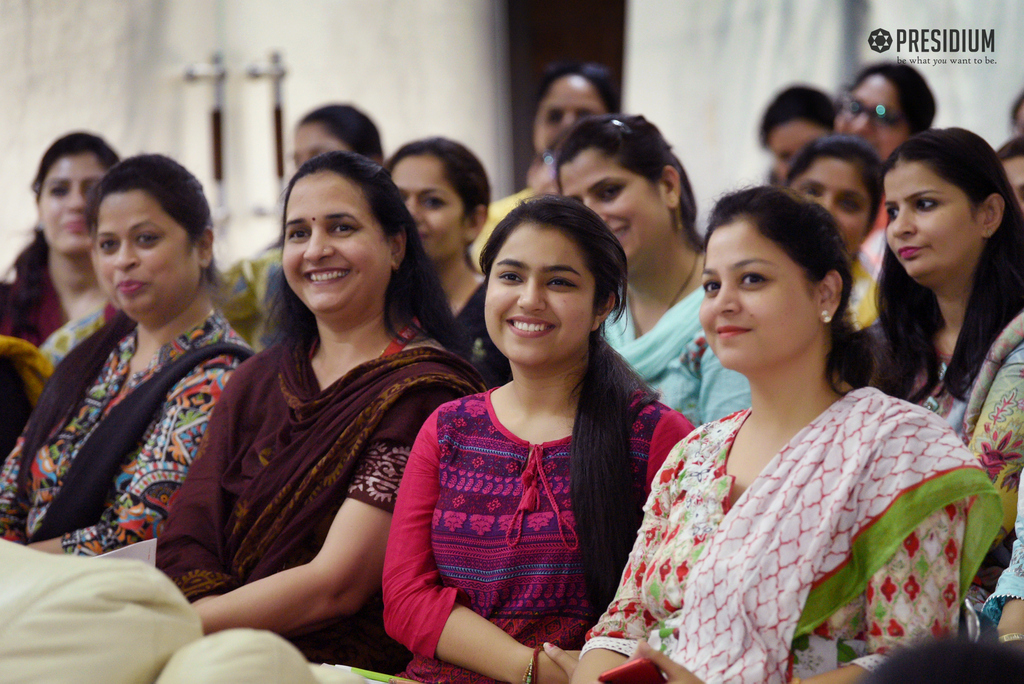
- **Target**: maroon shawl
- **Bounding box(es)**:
[157,342,483,666]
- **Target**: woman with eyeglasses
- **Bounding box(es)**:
[834,63,935,162]
[834,62,936,278]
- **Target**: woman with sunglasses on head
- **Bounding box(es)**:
[382,196,693,684]
[557,114,750,426]
[874,128,1024,605]
[566,185,999,684]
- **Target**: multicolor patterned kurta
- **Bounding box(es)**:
[583,388,1000,683]
[0,313,247,555]
[923,310,1024,593]
[382,391,693,684]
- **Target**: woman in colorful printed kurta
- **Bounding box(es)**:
[0,154,248,555]
[567,187,1000,684]
[873,129,1024,592]
[383,197,693,684]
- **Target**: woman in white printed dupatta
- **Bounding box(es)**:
[559,186,1001,684]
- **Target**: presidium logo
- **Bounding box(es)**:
[868,29,892,53]
[867,27,995,55]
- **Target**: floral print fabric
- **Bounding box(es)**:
[0,313,246,554]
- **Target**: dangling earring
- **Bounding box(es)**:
[821,310,832,324]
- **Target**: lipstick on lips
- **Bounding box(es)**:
[897,246,921,259]
[715,325,749,339]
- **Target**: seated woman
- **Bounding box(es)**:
[388,137,510,387]
[834,62,936,277]
[0,154,250,555]
[1,132,119,348]
[382,196,694,683]
[787,134,883,328]
[568,186,1000,684]
[156,151,485,670]
[873,128,1024,593]
[557,114,750,425]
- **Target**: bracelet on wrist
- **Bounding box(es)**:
[999,632,1024,643]
[521,645,542,684]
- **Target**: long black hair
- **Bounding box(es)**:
[3,132,119,341]
[479,195,657,610]
[556,113,701,253]
[272,151,465,354]
[875,128,1024,403]
[706,186,875,392]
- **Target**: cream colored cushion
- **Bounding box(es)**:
[0,540,202,683]
[155,629,362,684]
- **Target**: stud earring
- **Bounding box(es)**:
[821,310,833,324]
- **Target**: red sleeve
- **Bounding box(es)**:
[382,406,460,657]
[644,407,693,493]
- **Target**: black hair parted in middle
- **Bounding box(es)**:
[273,150,466,356]
[875,128,1024,403]
[480,194,657,611]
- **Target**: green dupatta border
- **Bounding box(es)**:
[794,466,1002,638]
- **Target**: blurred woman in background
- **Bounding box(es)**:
[0,132,119,347]
[388,137,510,386]
[787,134,883,328]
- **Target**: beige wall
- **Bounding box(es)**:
[0,0,510,269]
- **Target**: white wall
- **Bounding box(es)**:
[623,0,1024,226]
[0,0,510,269]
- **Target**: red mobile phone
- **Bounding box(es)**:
[598,657,667,684]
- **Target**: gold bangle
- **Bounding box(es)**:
[790,678,802,684]
[999,632,1024,643]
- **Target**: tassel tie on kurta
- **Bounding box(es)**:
[506,444,578,550]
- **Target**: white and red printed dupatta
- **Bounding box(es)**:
[650,387,1000,683]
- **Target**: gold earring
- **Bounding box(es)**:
[821,310,832,324]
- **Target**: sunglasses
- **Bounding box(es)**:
[837,97,906,128]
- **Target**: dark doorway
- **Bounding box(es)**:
[506,0,626,192]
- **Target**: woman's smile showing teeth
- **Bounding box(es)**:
[308,269,348,282]
[508,318,554,335]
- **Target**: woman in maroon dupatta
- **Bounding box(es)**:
[156,151,485,671]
